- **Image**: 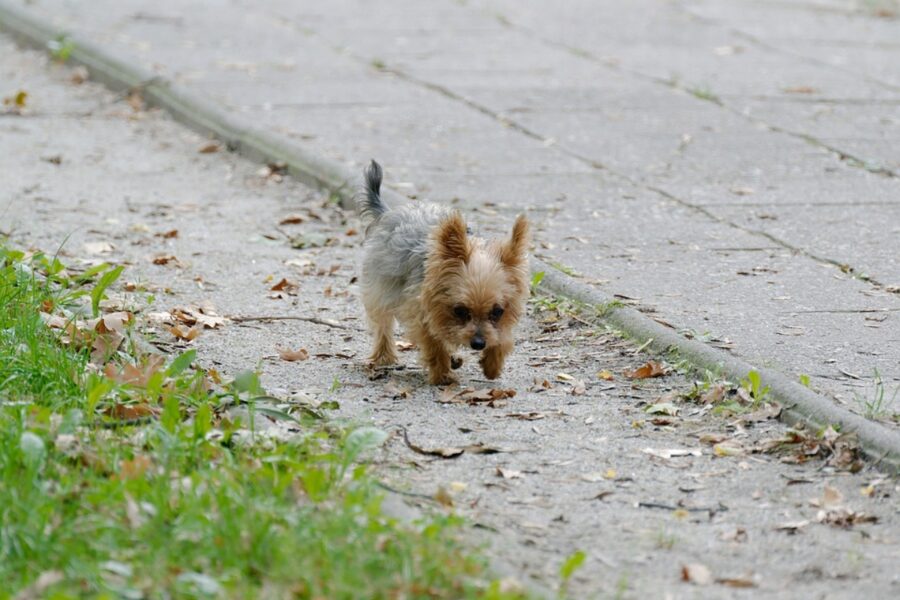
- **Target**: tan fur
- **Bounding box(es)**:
[363,210,530,385]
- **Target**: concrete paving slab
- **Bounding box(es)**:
[9,0,899,426]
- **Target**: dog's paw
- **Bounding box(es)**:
[450,355,464,370]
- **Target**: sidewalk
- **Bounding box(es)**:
[4,37,900,598]
[11,0,899,421]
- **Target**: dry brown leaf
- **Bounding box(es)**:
[681,563,712,585]
[439,387,516,407]
[152,254,182,267]
[171,304,227,329]
[166,323,201,341]
[270,278,299,293]
[198,142,220,154]
[783,85,817,94]
[103,356,165,387]
[279,215,306,225]
[155,229,179,239]
[502,411,545,421]
[106,403,156,421]
[119,455,153,480]
[70,66,89,84]
[597,370,614,381]
[277,347,309,362]
[624,360,667,379]
[716,577,756,588]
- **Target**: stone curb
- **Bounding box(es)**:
[533,261,900,473]
[2,1,898,475]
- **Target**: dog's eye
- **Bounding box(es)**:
[489,305,504,322]
[453,305,471,321]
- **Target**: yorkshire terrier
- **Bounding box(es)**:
[357,160,530,385]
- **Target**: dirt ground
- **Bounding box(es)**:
[3,40,899,599]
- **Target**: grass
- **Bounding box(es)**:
[0,245,526,598]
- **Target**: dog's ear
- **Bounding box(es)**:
[500,214,530,267]
[435,212,471,263]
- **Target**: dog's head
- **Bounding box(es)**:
[422,212,530,351]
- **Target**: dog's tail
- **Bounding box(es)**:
[357,160,388,225]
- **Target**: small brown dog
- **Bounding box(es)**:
[358,160,530,385]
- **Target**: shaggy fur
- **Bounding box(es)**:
[358,160,530,385]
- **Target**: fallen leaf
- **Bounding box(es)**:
[681,563,712,585]
[597,370,614,381]
[105,403,156,421]
[171,304,227,329]
[783,85,817,94]
[270,278,299,293]
[152,254,182,267]
[3,89,27,109]
[277,347,309,362]
[119,455,153,480]
[502,411,545,421]
[716,577,756,588]
[70,66,89,84]
[279,215,306,225]
[84,241,114,255]
[166,323,201,341]
[155,229,179,239]
[645,402,679,416]
[439,387,516,407]
[496,467,523,479]
[775,520,809,533]
[713,441,746,457]
[642,447,701,459]
[434,486,454,507]
[624,361,667,379]
[198,142,220,154]
[383,380,411,399]
[729,186,755,196]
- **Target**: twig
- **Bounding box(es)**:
[637,501,728,513]
[229,315,361,331]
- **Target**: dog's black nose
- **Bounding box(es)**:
[470,336,486,350]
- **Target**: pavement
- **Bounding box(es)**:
[9,0,899,425]
[4,37,900,599]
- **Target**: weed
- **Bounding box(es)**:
[740,370,771,407]
[654,528,678,550]
[370,58,387,70]
[558,550,586,598]
[548,261,578,277]
[47,36,74,62]
[854,369,899,420]
[530,270,545,292]
[688,85,721,104]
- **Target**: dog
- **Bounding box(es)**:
[357,160,530,385]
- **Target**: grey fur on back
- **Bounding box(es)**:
[362,202,453,306]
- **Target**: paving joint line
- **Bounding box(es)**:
[1,1,898,474]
